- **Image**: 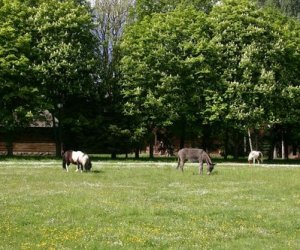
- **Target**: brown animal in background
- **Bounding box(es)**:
[177,148,215,175]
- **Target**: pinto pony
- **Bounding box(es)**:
[248,150,263,164]
[62,150,92,172]
[177,148,215,175]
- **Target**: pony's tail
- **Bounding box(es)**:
[61,150,67,169]
[260,151,264,163]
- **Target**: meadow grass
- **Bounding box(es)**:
[0,159,299,249]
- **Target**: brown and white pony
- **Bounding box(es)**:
[62,150,92,172]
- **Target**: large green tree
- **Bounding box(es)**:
[206,0,300,157]
[0,0,99,155]
[0,0,45,155]
[120,5,220,156]
[33,0,98,108]
[32,0,99,155]
[92,0,135,158]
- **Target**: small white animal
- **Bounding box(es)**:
[248,150,263,164]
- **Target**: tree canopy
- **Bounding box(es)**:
[0,0,99,155]
[120,5,220,152]
[120,0,300,156]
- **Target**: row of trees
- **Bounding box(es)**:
[1,0,299,158]
[120,0,300,158]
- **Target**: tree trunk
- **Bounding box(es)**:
[134,147,140,159]
[202,125,211,152]
[273,144,277,159]
[232,130,240,159]
[248,128,253,152]
[179,118,186,149]
[149,130,155,159]
[111,152,117,159]
[149,143,154,159]
[5,131,14,156]
[284,138,289,160]
[244,136,247,156]
[6,141,13,156]
[52,113,61,157]
[281,135,285,159]
[224,128,229,160]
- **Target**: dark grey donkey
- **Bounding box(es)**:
[177,148,215,175]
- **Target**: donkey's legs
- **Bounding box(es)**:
[177,159,185,172]
[179,161,185,172]
[176,158,180,170]
[198,161,203,175]
[180,161,185,172]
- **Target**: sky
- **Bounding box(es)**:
[87,0,95,7]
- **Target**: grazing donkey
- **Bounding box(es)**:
[62,150,92,172]
[248,150,263,164]
[177,148,215,175]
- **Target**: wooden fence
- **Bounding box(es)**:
[0,128,56,156]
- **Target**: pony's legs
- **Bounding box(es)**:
[62,160,67,171]
[76,163,80,172]
[259,156,263,164]
[248,157,254,166]
[75,163,83,173]
[198,161,203,175]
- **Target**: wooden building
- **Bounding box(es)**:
[0,111,56,156]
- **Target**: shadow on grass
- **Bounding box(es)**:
[90,169,104,174]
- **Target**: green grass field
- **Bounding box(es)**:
[0,159,299,249]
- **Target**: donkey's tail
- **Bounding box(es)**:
[203,151,213,165]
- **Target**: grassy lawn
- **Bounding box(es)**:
[0,159,299,249]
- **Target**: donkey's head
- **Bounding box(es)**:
[207,163,216,175]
